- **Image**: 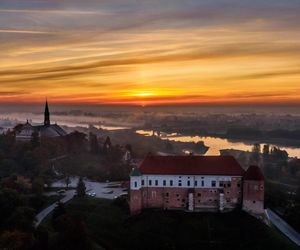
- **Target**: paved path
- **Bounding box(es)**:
[35,190,75,227]
[35,178,127,227]
[266,208,300,247]
[52,177,126,199]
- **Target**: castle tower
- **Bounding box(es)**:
[242,165,264,214]
[129,167,142,215]
[44,99,50,126]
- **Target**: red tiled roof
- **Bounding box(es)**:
[244,165,264,181]
[139,155,245,176]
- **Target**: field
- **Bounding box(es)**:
[41,197,298,250]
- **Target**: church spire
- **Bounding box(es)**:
[44,98,50,126]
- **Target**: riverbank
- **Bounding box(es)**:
[136,129,300,158]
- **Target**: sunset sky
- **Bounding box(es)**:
[1,0,300,106]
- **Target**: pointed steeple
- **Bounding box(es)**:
[44,98,50,126]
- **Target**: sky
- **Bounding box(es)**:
[1,0,300,106]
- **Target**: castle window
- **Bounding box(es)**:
[253,200,256,204]
[198,200,201,203]
[155,180,158,186]
[201,181,204,187]
[142,180,145,186]
[170,180,173,186]
[237,183,241,188]
[149,180,152,186]
[226,198,231,202]
[219,181,224,187]
[163,180,166,186]
[178,180,182,186]
[194,181,197,186]
[176,194,180,197]
[197,193,201,197]
[211,181,216,187]
[134,181,137,188]
[165,192,169,197]
[187,180,190,186]
[226,191,230,194]
[227,182,231,188]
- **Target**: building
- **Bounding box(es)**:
[15,100,67,141]
[129,155,264,215]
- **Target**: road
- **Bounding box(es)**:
[35,189,76,227]
[51,177,126,199]
[266,208,300,247]
[35,177,127,227]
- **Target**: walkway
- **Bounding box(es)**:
[35,178,126,227]
[35,190,75,227]
[266,208,300,247]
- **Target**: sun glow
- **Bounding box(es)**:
[1,1,300,106]
[134,92,155,97]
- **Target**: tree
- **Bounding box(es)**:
[65,175,71,188]
[250,143,261,164]
[76,177,86,197]
[65,131,87,154]
[89,132,99,154]
[252,143,261,154]
[52,201,66,227]
[270,147,288,162]
[30,131,40,148]
[52,214,88,250]
[32,176,44,195]
[7,206,36,232]
[0,188,24,227]
[103,136,112,155]
[263,144,270,156]
[0,230,33,250]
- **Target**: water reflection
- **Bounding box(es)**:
[136,130,300,158]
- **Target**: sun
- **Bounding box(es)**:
[134,92,155,97]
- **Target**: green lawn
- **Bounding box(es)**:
[41,197,299,250]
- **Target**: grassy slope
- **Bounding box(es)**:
[41,197,299,250]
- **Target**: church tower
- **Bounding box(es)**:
[44,99,50,126]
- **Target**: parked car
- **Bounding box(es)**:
[114,192,128,199]
[87,192,96,197]
[57,189,66,194]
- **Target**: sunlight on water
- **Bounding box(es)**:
[136,130,300,158]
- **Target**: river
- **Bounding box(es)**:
[136,130,300,158]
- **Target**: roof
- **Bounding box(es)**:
[130,168,142,176]
[36,124,67,137]
[138,155,245,176]
[244,165,264,181]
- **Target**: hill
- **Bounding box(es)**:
[41,197,298,250]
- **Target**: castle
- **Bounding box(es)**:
[130,155,264,215]
[15,100,67,141]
